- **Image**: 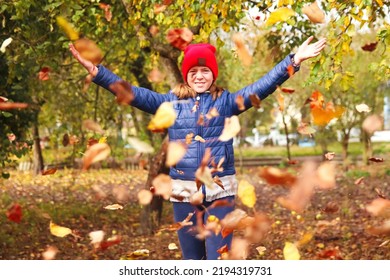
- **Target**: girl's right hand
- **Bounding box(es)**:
[69,43,98,77]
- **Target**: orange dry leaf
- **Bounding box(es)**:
[324,152,335,161]
[137,189,153,205]
[109,80,134,105]
[73,38,103,64]
[369,157,384,163]
[166,141,187,166]
[276,93,284,111]
[235,95,245,111]
[99,3,112,22]
[316,161,336,189]
[287,65,295,77]
[366,198,390,217]
[218,116,241,142]
[361,42,378,52]
[280,87,295,94]
[302,1,325,23]
[309,90,325,109]
[148,68,165,83]
[166,28,193,50]
[249,94,261,108]
[50,221,72,237]
[227,238,249,260]
[205,107,219,119]
[149,25,160,37]
[6,203,22,223]
[160,212,194,231]
[311,103,345,126]
[148,102,177,132]
[189,191,204,205]
[152,174,172,200]
[232,33,252,67]
[82,142,111,170]
[185,133,194,144]
[258,166,296,186]
[100,235,121,250]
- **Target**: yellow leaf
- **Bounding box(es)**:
[237,180,256,208]
[56,16,79,40]
[218,116,241,142]
[283,241,300,260]
[265,7,295,27]
[375,0,383,7]
[147,102,177,131]
[99,137,107,143]
[50,221,72,238]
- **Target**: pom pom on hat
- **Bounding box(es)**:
[181,43,218,83]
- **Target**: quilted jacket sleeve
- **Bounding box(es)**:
[229,54,299,115]
[92,65,169,114]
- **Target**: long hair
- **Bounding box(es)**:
[172,83,224,100]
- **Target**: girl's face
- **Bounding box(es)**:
[187,66,213,93]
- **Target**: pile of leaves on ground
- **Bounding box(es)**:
[1,161,390,260]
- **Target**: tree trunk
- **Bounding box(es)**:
[32,116,44,175]
[140,137,169,234]
[362,131,372,166]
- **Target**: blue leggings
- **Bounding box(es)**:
[172,196,235,260]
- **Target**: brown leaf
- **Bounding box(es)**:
[235,95,245,111]
[302,1,326,23]
[354,177,365,185]
[166,141,187,167]
[109,80,135,105]
[258,166,297,186]
[232,33,252,66]
[366,198,390,216]
[249,94,261,109]
[62,133,70,147]
[287,65,295,76]
[321,201,339,214]
[280,87,295,94]
[73,38,103,65]
[369,157,384,163]
[99,3,112,22]
[83,119,105,134]
[361,42,378,52]
[100,235,121,250]
[218,116,241,142]
[375,188,386,199]
[213,175,224,189]
[137,189,153,205]
[362,114,383,134]
[205,107,219,119]
[6,203,22,223]
[152,174,172,200]
[42,168,57,175]
[149,25,160,37]
[324,152,335,161]
[38,67,50,81]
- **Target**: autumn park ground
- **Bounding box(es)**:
[1,159,390,260]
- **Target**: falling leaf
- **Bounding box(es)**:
[83,119,105,134]
[152,174,172,200]
[149,25,160,37]
[73,38,103,65]
[361,42,378,52]
[249,94,261,109]
[137,189,153,205]
[6,203,22,223]
[324,152,335,161]
[168,243,178,250]
[280,87,295,94]
[237,180,256,208]
[245,213,271,243]
[166,141,187,167]
[311,103,345,126]
[50,221,72,238]
[99,3,112,21]
[100,235,121,250]
[276,93,285,111]
[0,37,13,53]
[56,16,79,40]
[148,102,177,132]
[369,157,384,163]
[7,133,16,142]
[189,191,204,205]
[42,168,57,176]
[256,246,267,255]
[82,142,111,171]
[265,7,295,27]
[228,238,249,260]
[287,65,295,76]
[258,166,296,186]
[195,165,214,189]
[367,220,390,236]
[148,68,165,83]
[355,103,371,113]
[302,1,325,23]
[154,4,167,14]
[283,242,300,260]
[297,122,316,135]
[166,28,193,50]
[160,213,194,232]
[232,33,252,67]
[220,209,248,236]
[366,198,390,217]
[205,107,219,119]
[218,116,241,142]
[38,67,50,81]
[42,246,59,260]
[375,188,386,199]
[194,135,206,143]
[354,177,365,185]
[0,102,29,110]
[127,137,154,154]
[235,95,246,111]
[185,133,194,144]
[316,161,336,189]
[104,204,123,210]
[0,96,8,102]
[362,114,383,134]
[109,80,134,105]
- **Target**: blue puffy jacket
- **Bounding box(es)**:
[93,54,298,181]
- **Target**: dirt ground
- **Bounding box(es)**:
[1,162,390,260]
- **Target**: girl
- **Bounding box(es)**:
[69,36,326,259]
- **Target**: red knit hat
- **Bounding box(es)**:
[181,43,218,83]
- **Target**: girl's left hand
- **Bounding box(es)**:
[294,36,326,65]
